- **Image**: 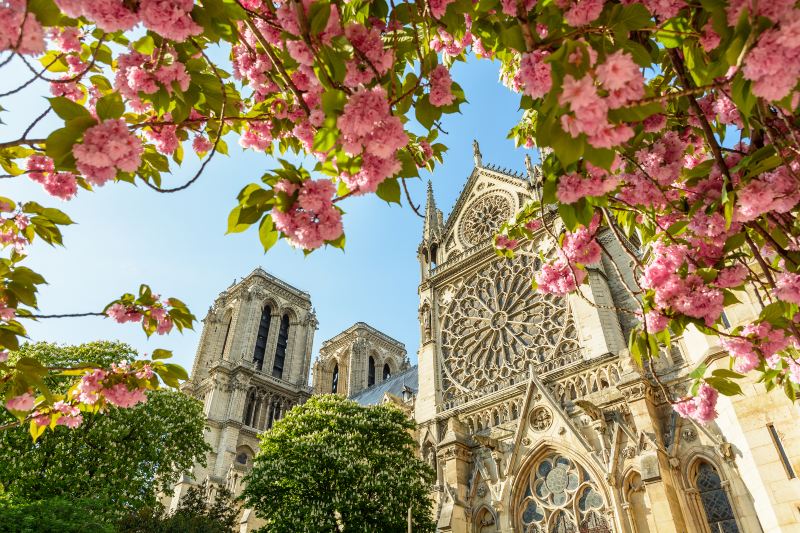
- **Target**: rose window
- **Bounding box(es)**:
[440,254,580,405]
[517,454,611,533]
[460,194,512,246]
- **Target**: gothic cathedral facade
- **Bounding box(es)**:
[168,144,800,533]
[414,143,800,533]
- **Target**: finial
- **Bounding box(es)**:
[525,153,537,188]
[473,139,482,167]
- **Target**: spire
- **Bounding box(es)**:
[421,180,441,243]
[525,153,542,201]
[473,139,482,167]
[524,154,535,186]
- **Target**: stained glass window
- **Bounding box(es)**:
[516,453,611,533]
[695,462,739,533]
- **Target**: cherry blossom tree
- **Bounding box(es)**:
[0,0,799,433]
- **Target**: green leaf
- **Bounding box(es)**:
[258,216,279,252]
[132,35,156,55]
[164,363,189,381]
[95,92,125,120]
[712,368,745,380]
[308,2,331,34]
[48,97,91,122]
[376,178,401,204]
[151,349,173,360]
[705,376,743,396]
[227,206,251,234]
[688,363,707,380]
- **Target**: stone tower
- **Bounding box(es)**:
[166,267,317,525]
[313,322,408,397]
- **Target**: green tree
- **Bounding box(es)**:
[116,486,238,533]
[0,496,115,533]
[0,342,210,513]
[241,395,435,533]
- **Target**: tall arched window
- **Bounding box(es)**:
[383,363,391,381]
[368,356,376,387]
[694,462,739,532]
[243,389,257,426]
[272,314,289,379]
[220,314,232,358]
[331,364,339,393]
[253,305,272,371]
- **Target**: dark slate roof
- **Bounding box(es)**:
[349,366,418,406]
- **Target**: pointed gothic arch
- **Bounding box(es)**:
[382,362,391,381]
[243,388,257,427]
[512,444,613,533]
[684,457,741,533]
[331,363,339,393]
[272,313,290,379]
[474,506,498,533]
[622,470,652,533]
[368,355,376,387]
[253,304,272,371]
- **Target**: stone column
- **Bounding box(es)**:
[617,376,688,533]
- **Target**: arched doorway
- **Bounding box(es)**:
[514,452,613,533]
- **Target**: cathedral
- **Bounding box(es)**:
[166,143,800,533]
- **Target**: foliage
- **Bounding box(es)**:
[0,342,210,512]
[0,496,115,533]
[0,0,799,428]
[240,395,435,533]
[117,486,238,533]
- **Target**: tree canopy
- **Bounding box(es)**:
[0,342,210,512]
[1,0,800,434]
[240,394,436,532]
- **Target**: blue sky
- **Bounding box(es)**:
[3,57,532,375]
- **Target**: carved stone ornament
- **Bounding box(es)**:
[476,482,488,498]
[529,406,554,432]
[440,253,580,404]
[682,426,698,442]
[621,446,637,459]
[459,193,512,246]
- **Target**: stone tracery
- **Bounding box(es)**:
[516,454,611,533]
[459,193,512,246]
[440,254,580,405]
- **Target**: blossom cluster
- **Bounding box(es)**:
[53,0,201,41]
[107,301,174,335]
[0,0,44,55]
[271,179,343,250]
[114,49,191,111]
[558,50,643,149]
[673,383,718,424]
[337,87,409,194]
[72,119,144,186]
[26,155,78,201]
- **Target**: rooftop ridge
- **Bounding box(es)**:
[320,321,407,351]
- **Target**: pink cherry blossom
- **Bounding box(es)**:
[103,382,148,408]
[73,119,143,186]
[699,21,721,52]
[75,369,107,404]
[106,303,144,324]
[193,135,213,154]
[430,0,455,18]
[514,51,553,99]
[562,224,601,265]
[743,14,800,102]
[673,383,718,424]
[0,1,45,55]
[536,259,587,295]
[6,392,35,412]
[429,65,455,107]
[644,310,669,333]
[563,0,604,27]
[272,179,343,250]
[496,235,518,250]
[775,272,800,304]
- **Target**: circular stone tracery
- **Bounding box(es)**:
[460,194,512,246]
[440,254,580,404]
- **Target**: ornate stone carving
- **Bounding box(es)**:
[440,253,580,405]
[682,426,698,442]
[459,194,512,246]
[529,406,554,432]
[621,446,637,459]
